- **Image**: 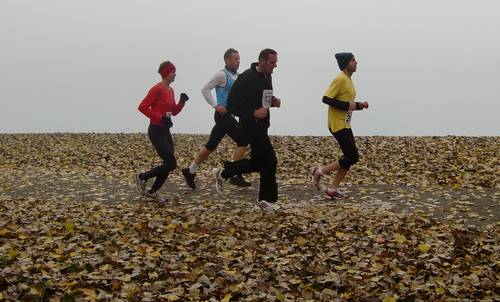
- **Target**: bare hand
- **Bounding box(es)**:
[361,101,369,109]
[254,107,269,119]
[271,98,281,108]
[215,105,227,115]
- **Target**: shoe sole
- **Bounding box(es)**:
[324,192,349,200]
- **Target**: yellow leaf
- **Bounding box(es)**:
[30,287,40,295]
[50,252,63,259]
[418,244,431,253]
[101,264,110,271]
[341,292,352,299]
[0,228,10,237]
[296,236,307,246]
[394,233,406,244]
[122,274,132,282]
[335,231,345,239]
[383,297,396,302]
[221,293,232,302]
[83,288,96,298]
[185,256,198,263]
[229,282,244,292]
[275,293,286,301]
[18,232,28,240]
[65,281,79,288]
[9,248,18,258]
[159,294,179,301]
[65,220,75,233]
[435,287,445,295]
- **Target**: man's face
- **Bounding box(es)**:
[260,54,278,74]
[347,57,357,73]
[225,52,240,71]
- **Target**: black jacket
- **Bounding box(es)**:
[227,63,273,128]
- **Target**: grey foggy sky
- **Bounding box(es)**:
[1,0,499,136]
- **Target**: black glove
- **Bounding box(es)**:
[161,115,173,128]
[180,93,189,103]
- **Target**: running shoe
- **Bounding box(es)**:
[212,167,225,195]
[311,166,322,191]
[145,190,167,202]
[134,173,146,195]
[256,200,280,211]
[182,168,196,189]
[229,174,251,187]
[324,189,349,200]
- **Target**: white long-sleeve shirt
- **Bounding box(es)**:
[201,69,238,108]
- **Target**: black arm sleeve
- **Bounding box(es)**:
[322,96,350,111]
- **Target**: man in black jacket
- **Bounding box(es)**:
[212,48,281,211]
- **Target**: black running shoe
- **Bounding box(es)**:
[229,174,251,187]
[182,168,196,189]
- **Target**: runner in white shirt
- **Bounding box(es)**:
[181,49,251,189]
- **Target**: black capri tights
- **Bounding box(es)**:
[331,127,359,170]
[141,124,177,192]
[205,112,248,151]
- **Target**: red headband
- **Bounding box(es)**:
[159,63,176,78]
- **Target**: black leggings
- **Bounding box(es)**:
[140,124,177,192]
[205,112,248,151]
[331,128,359,170]
[221,125,277,203]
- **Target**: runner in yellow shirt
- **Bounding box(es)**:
[311,52,369,199]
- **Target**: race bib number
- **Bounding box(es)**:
[345,111,352,127]
[262,89,273,108]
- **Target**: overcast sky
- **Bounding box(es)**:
[1,0,499,136]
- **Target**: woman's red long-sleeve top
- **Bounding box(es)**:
[138,83,185,126]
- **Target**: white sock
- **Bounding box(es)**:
[189,161,197,174]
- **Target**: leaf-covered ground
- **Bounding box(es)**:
[0,134,498,301]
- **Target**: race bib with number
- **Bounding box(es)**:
[262,89,273,108]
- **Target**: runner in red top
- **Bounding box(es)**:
[134,61,189,202]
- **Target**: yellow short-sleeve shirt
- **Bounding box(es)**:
[324,72,356,132]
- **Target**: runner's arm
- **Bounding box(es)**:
[201,71,226,108]
[227,78,253,120]
[322,96,361,111]
[138,86,163,123]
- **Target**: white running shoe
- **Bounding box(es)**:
[134,173,147,195]
[311,166,322,191]
[212,167,224,195]
[144,191,167,202]
[256,200,280,212]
